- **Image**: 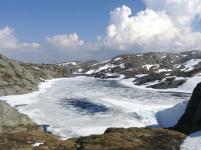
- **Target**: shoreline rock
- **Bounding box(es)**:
[174,82,201,134]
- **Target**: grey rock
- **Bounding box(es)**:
[0,101,34,133]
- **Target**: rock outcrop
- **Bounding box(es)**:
[174,82,201,134]
[0,101,36,134]
[0,54,72,96]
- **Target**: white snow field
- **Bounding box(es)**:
[0,76,190,139]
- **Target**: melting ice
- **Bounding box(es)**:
[1,76,189,138]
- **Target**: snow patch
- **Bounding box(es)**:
[96,64,116,72]
[142,64,159,70]
[157,68,172,73]
[114,57,122,61]
[33,142,43,147]
[181,131,201,150]
[181,59,201,72]
[135,74,148,78]
[119,63,125,69]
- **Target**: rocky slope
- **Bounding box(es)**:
[174,82,201,134]
[68,50,201,90]
[0,54,72,96]
[0,101,36,134]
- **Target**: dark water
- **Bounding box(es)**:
[60,98,108,114]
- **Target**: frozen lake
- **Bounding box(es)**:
[1,76,189,138]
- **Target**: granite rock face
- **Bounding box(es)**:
[0,101,36,134]
[0,54,72,96]
[174,82,201,134]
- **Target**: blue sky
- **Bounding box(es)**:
[0,0,201,63]
[0,0,146,42]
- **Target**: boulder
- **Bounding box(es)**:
[174,82,201,134]
[0,101,36,134]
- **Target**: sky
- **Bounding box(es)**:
[0,0,201,63]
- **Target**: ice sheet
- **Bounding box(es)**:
[1,76,188,139]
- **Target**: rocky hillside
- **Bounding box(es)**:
[0,54,72,96]
[0,101,36,134]
[66,50,201,90]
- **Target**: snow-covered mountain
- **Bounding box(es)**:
[61,50,201,91]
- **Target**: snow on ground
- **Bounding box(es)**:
[161,55,167,58]
[59,62,77,66]
[86,64,117,74]
[157,68,172,73]
[181,131,201,150]
[135,74,148,78]
[33,142,43,147]
[0,78,64,107]
[85,69,95,74]
[175,75,201,93]
[119,63,125,69]
[77,68,84,73]
[181,59,201,72]
[156,100,188,127]
[114,57,122,61]
[142,64,159,70]
[119,73,201,94]
[96,64,116,72]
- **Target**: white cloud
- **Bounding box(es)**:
[21,42,40,48]
[46,33,84,49]
[103,3,201,51]
[143,0,201,26]
[0,26,18,49]
[0,26,40,50]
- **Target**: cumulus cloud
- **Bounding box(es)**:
[103,2,201,51]
[46,33,84,49]
[143,0,201,26]
[0,26,18,49]
[21,42,40,49]
[0,26,40,50]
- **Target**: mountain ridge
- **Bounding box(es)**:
[63,50,201,91]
